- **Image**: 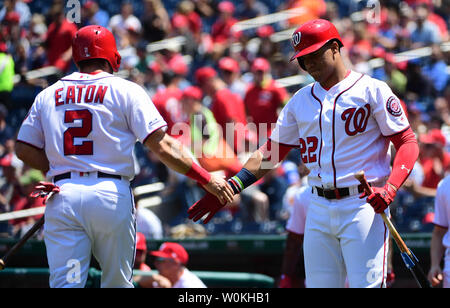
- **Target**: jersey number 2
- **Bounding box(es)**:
[64,109,93,155]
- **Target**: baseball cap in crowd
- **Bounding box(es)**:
[150,242,189,265]
[218,1,235,14]
[218,57,239,73]
[182,86,203,100]
[256,25,274,38]
[136,232,147,251]
[251,57,270,72]
[419,129,447,147]
[194,67,217,85]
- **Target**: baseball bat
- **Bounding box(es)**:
[354,171,431,288]
[0,216,45,271]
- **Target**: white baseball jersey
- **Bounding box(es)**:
[434,175,450,249]
[286,185,311,235]
[17,71,167,179]
[270,70,409,189]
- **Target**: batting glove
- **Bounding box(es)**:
[359,183,397,214]
[187,191,225,224]
[29,181,60,204]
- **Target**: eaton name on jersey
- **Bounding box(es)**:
[55,85,108,106]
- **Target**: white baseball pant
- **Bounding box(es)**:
[303,193,389,288]
[43,173,136,288]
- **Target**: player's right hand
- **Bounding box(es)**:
[29,181,60,204]
[188,191,226,224]
[202,174,235,204]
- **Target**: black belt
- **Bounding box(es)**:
[53,171,122,183]
[314,184,365,200]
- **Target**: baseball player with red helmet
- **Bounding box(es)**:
[14,25,233,288]
[188,19,419,287]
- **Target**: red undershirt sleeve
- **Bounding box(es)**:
[259,139,295,164]
[387,127,419,189]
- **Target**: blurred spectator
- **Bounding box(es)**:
[136,202,164,241]
[141,0,170,43]
[235,0,269,20]
[44,2,78,73]
[132,232,172,288]
[418,129,450,190]
[409,3,442,48]
[172,1,202,41]
[26,14,47,71]
[0,106,15,154]
[109,2,141,46]
[194,66,248,154]
[9,168,44,237]
[81,0,110,28]
[0,0,31,28]
[181,85,242,178]
[253,25,280,62]
[0,153,23,236]
[0,42,15,108]
[210,1,239,60]
[151,67,186,139]
[218,56,247,99]
[422,44,449,96]
[405,60,437,102]
[260,167,290,221]
[149,242,207,288]
[244,58,289,145]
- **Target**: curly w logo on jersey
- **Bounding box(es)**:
[341,104,371,136]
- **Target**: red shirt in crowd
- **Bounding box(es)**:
[420,152,450,189]
[211,88,247,152]
[211,17,238,43]
[152,88,186,137]
[45,19,78,72]
[244,79,288,139]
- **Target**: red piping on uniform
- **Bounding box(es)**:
[331,73,364,187]
[142,124,168,145]
[311,84,323,169]
[16,139,44,151]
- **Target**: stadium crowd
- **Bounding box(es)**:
[0,0,448,240]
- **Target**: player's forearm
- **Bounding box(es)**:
[15,141,49,174]
[229,140,292,194]
[387,127,419,189]
[430,226,446,268]
[145,129,211,185]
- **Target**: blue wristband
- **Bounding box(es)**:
[228,168,258,194]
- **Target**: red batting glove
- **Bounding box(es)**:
[359,183,397,214]
[29,181,60,204]
[187,192,225,224]
[278,275,292,288]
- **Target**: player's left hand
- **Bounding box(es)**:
[29,181,60,204]
[359,183,397,214]
[188,191,226,224]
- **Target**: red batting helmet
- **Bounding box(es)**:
[289,19,343,63]
[72,25,122,72]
